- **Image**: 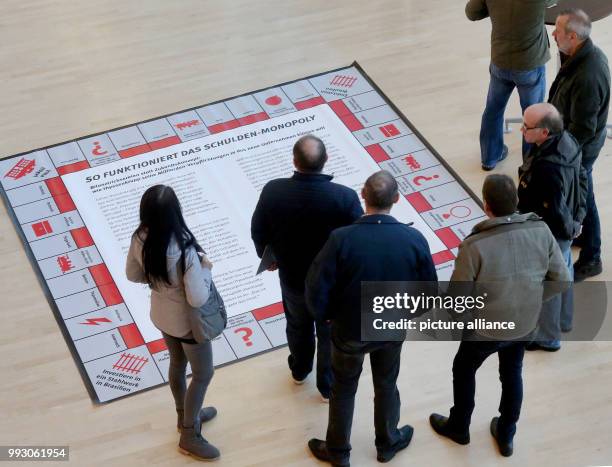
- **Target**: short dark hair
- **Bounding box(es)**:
[538,108,564,135]
[293,135,327,172]
[560,8,592,40]
[482,174,518,217]
[363,170,398,209]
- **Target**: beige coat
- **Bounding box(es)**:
[126,233,212,338]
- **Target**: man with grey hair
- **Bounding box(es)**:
[549,8,610,281]
[305,170,437,466]
[517,103,587,351]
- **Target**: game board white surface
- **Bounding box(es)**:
[0,64,485,402]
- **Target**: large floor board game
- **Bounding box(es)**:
[0,63,485,402]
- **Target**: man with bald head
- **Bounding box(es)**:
[517,103,587,351]
[251,135,363,401]
[305,170,437,466]
[549,8,610,281]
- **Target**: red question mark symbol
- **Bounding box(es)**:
[412,174,439,186]
[234,327,254,346]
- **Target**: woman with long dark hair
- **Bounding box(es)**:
[126,184,220,461]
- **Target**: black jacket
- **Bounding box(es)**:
[517,131,587,240]
[548,38,611,163]
[251,172,363,292]
[305,214,438,344]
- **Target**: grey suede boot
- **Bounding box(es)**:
[178,426,220,461]
[177,407,218,432]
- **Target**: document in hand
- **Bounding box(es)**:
[256,245,276,275]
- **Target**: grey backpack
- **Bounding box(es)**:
[189,280,227,343]
[179,250,227,343]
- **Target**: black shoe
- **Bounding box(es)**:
[490,417,513,457]
[288,355,311,385]
[429,414,470,445]
[377,425,414,463]
[307,439,350,467]
[573,259,602,282]
[482,145,509,171]
[525,342,560,352]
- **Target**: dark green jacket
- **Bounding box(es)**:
[466,0,553,70]
[548,38,611,162]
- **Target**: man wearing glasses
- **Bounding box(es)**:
[517,102,587,351]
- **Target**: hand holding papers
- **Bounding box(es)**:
[256,245,277,275]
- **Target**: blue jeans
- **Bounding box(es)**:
[578,152,602,263]
[480,63,546,167]
[281,283,332,397]
[535,240,574,348]
[448,340,526,442]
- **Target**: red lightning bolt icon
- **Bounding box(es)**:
[80,317,112,326]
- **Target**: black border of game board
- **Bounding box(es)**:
[0,61,483,404]
[352,62,484,209]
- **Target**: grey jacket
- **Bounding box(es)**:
[126,233,212,339]
[466,0,554,70]
[450,212,570,339]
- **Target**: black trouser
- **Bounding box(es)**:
[448,340,525,442]
[281,283,332,396]
[578,149,602,263]
[326,340,403,459]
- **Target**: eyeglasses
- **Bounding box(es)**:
[521,123,541,132]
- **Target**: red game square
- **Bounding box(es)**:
[380,124,400,138]
[32,220,53,237]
